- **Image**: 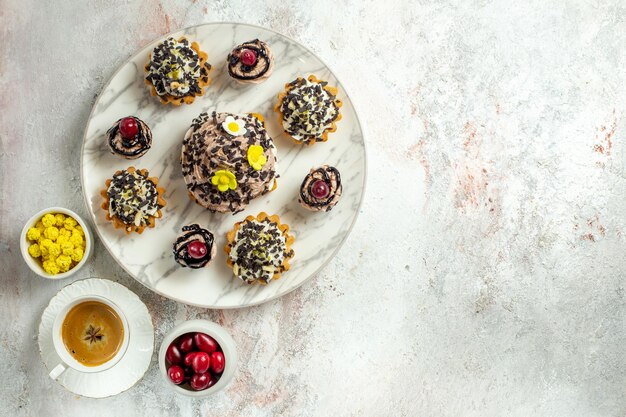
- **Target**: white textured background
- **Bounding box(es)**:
[1,1,625,416]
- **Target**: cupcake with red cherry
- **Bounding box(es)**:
[173,224,216,269]
[299,165,342,212]
[226,39,274,84]
[106,116,152,159]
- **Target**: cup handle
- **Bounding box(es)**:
[49,363,67,380]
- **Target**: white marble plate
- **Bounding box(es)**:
[81,22,366,308]
[38,278,154,398]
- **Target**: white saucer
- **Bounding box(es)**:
[38,278,154,398]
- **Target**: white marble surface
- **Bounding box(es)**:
[1,1,625,416]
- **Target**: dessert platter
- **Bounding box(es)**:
[80,22,366,308]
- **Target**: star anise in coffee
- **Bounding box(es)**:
[84,325,104,344]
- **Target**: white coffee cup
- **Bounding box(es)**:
[49,295,130,379]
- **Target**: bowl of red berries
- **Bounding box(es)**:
[158,319,237,396]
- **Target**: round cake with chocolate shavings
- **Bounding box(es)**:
[299,165,342,212]
[274,74,343,145]
[181,111,279,214]
[226,39,274,84]
[100,167,166,234]
[224,212,295,285]
[173,224,216,269]
[144,36,212,106]
[106,116,152,159]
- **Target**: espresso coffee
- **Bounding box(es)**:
[61,300,124,367]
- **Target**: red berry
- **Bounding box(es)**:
[119,117,138,139]
[183,351,197,367]
[187,240,207,260]
[210,351,225,374]
[240,49,257,66]
[194,333,218,354]
[190,372,211,391]
[192,351,211,374]
[168,365,185,385]
[311,180,330,199]
[178,334,195,353]
[165,344,183,365]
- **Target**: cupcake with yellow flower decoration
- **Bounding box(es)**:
[181,111,278,214]
[225,212,295,285]
[274,74,343,145]
[100,167,167,234]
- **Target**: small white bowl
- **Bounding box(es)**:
[158,319,238,397]
[20,207,93,279]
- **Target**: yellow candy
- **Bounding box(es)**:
[59,228,72,238]
[48,242,61,258]
[56,255,72,272]
[39,239,52,256]
[26,227,41,241]
[41,213,56,228]
[35,221,45,231]
[71,247,84,263]
[64,217,77,229]
[61,241,74,255]
[28,244,42,258]
[54,213,66,227]
[44,226,59,241]
[57,235,69,245]
[70,233,84,247]
[42,259,60,275]
[74,225,84,236]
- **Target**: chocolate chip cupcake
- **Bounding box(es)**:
[144,37,212,106]
[106,116,152,159]
[173,224,216,269]
[100,167,166,234]
[225,212,295,285]
[226,39,274,84]
[299,165,342,212]
[274,74,343,145]
[181,111,279,214]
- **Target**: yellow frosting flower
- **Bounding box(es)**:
[74,225,84,235]
[64,217,77,229]
[28,244,42,258]
[39,238,53,256]
[247,145,267,171]
[42,259,60,275]
[57,234,69,245]
[54,213,66,227]
[71,247,84,263]
[56,255,72,272]
[44,226,59,241]
[26,227,41,241]
[41,213,56,228]
[59,228,72,238]
[211,170,237,192]
[48,242,61,258]
[35,221,45,231]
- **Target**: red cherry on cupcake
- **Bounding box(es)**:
[165,344,183,365]
[194,332,218,354]
[168,365,185,385]
[311,180,330,199]
[187,240,207,260]
[192,351,211,374]
[190,372,211,391]
[240,49,257,66]
[210,351,225,374]
[119,117,138,139]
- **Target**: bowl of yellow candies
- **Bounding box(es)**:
[20,207,93,279]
